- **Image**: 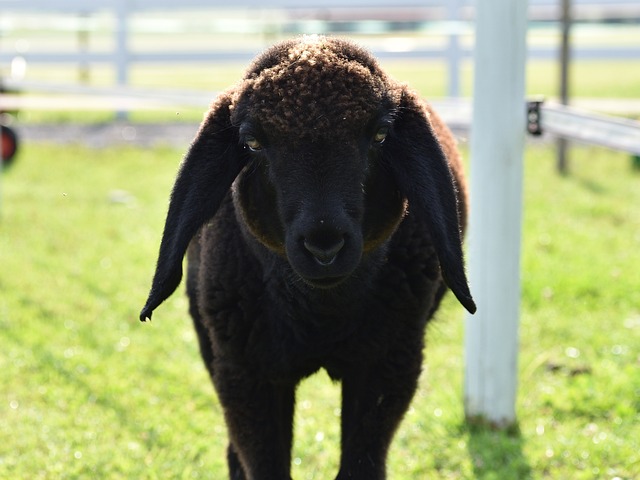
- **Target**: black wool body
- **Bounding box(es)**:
[141,36,475,480]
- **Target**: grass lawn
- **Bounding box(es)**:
[0,140,638,478]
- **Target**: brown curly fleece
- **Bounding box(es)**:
[226,35,468,220]
[230,35,401,139]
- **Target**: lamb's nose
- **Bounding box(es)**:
[303,235,345,266]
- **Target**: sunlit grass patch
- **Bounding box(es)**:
[0,142,638,478]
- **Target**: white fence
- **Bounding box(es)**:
[1,0,639,98]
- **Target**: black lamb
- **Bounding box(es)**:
[140,36,476,480]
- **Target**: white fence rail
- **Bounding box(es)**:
[539,103,640,155]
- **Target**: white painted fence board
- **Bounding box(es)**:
[542,103,640,155]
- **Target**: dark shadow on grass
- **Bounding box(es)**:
[465,418,532,479]
[572,176,609,196]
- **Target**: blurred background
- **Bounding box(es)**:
[1,0,639,127]
[1,1,639,479]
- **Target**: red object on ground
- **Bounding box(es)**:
[1,124,18,167]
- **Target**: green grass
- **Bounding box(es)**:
[1,141,638,479]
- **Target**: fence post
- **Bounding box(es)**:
[78,12,91,84]
[464,0,528,428]
[115,0,129,121]
[557,0,572,174]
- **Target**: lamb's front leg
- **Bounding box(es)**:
[213,362,296,480]
[336,347,423,480]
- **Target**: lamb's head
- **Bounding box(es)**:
[230,36,405,288]
[139,36,476,321]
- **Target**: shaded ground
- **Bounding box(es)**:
[12,122,199,149]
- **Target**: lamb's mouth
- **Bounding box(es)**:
[302,275,349,289]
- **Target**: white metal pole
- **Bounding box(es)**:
[464,0,528,427]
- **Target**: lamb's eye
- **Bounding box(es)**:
[245,136,263,152]
[373,127,389,144]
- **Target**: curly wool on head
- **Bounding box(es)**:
[230,37,400,138]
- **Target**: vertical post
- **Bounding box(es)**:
[558,0,571,174]
[115,0,129,121]
[464,0,528,428]
[446,0,461,98]
[78,12,91,84]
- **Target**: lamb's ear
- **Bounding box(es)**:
[384,88,476,314]
[140,91,244,321]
